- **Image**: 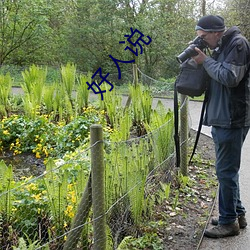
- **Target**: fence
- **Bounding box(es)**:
[0,65,191,249]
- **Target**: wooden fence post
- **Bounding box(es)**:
[63,175,92,250]
[180,94,188,176]
[91,124,106,250]
[133,63,138,86]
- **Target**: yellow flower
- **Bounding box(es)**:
[71,195,76,204]
[32,193,42,201]
[3,130,9,135]
[65,205,74,218]
[12,207,17,212]
[36,152,41,159]
[26,183,37,191]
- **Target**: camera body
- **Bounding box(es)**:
[176,36,208,63]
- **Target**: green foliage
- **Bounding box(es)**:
[109,109,132,141]
[13,235,46,250]
[76,72,92,111]
[0,74,179,248]
[100,83,123,129]
[158,182,171,203]
[61,63,76,101]
[105,135,154,228]
[0,0,52,65]
[0,73,12,116]
[0,109,102,158]
[0,161,14,222]
[12,176,48,240]
[43,84,56,113]
[117,233,163,250]
[129,84,153,127]
[0,0,228,79]
[43,159,68,230]
[21,65,47,118]
[145,100,175,163]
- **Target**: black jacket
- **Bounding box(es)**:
[203,26,250,128]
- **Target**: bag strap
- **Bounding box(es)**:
[174,80,180,168]
[188,91,208,164]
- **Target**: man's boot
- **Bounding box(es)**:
[204,222,240,238]
[211,214,247,229]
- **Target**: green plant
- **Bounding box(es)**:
[43,84,56,114]
[99,83,123,128]
[12,176,49,241]
[13,233,49,250]
[178,173,191,189]
[0,161,15,222]
[0,105,104,158]
[60,63,76,102]
[0,73,12,117]
[105,136,153,234]
[129,84,153,128]
[76,72,92,112]
[145,100,174,163]
[172,190,180,210]
[157,182,171,204]
[21,65,47,118]
[117,233,163,250]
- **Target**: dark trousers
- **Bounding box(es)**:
[211,126,249,225]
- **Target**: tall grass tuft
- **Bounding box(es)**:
[129,84,153,135]
[0,161,14,222]
[76,72,92,113]
[21,65,47,118]
[145,100,175,164]
[43,84,56,114]
[100,83,122,129]
[0,73,12,117]
[61,63,76,103]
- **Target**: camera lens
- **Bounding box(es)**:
[176,44,198,63]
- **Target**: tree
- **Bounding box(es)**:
[220,0,250,39]
[0,0,51,65]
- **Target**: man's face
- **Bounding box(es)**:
[196,30,221,49]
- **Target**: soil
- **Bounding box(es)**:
[158,130,217,250]
[0,152,45,180]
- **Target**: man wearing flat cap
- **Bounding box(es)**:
[192,15,250,238]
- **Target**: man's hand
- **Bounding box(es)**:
[192,47,207,64]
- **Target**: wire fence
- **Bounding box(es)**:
[0,123,179,249]
[0,65,191,249]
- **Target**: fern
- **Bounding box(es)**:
[43,159,68,228]
[76,72,91,111]
[60,63,76,100]
[0,160,14,221]
[21,65,47,118]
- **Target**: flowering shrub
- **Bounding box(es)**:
[0,106,105,158]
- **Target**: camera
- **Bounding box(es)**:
[176,36,208,64]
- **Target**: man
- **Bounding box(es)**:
[192,15,250,238]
